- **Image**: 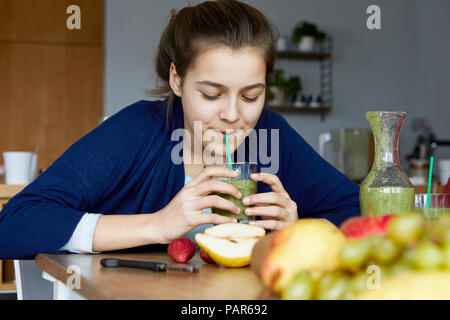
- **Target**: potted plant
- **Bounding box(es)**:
[292,21,326,52]
[266,69,286,106]
[284,76,302,104]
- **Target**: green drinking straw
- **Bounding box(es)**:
[224,133,234,171]
[426,156,434,209]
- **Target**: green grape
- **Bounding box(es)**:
[388,214,425,245]
[317,272,335,288]
[367,235,384,247]
[367,264,389,284]
[412,241,443,269]
[365,235,383,263]
[316,272,336,299]
[443,229,450,245]
[427,215,450,244]
[436,214,450,229]
[344,272,368,300]
[317,273,349,300]
[372,237,401,265]
[281,272,314,300]
[400,247,416,265]
[388,262,412,275]
[443,243,450,270]
[339,239,371,271]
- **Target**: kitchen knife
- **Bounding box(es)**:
[100,258,200,273]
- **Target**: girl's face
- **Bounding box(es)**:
[170,46,266,162]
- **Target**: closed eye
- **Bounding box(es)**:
[243,96,259,102]
[201,92,259,102]
[202,93,220,100]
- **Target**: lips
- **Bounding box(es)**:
[212,128,238,136]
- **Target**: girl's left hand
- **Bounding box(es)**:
[243,172,298,230]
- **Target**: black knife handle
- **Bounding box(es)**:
[100,258,167,272]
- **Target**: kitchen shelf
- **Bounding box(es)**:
[266,105,331,112]
[273,36,333,122]
[275,50,330,60]
[266,105,331,121]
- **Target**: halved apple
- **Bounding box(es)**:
[195,223,265,268]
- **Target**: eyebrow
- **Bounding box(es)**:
[196,80,266,91]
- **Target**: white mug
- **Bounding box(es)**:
[3,151,38,185]
[438,159,450,186]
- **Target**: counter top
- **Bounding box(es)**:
[0,184,26,198]
[35,252,266,300]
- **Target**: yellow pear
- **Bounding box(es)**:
[261,219,346,293]
[195,223,265,268]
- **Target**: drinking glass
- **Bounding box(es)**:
[206,162,258,222]
[414,193,450,220]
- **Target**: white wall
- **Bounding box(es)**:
[243,0,420,165]
[417,0,450,160]
[104,0,450,166]
[104,0,191,113]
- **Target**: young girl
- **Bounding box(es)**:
[0,0,360,259]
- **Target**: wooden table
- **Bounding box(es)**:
[35,252,266,300]
[0,184,26,292]
[0,184,26,209]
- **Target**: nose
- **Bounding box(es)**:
[218,97,240,123]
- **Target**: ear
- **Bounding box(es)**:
[169,62,182,97]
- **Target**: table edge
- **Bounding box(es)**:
[35,253,115,300]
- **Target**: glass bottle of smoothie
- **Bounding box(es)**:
[360,111,415,216]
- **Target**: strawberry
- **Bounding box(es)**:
[167,238,196,263]
[200,250,216,264]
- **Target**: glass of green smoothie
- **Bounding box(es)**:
[414,193,450,220]
[208,162,258,222]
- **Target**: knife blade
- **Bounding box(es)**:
[100,258,200,273]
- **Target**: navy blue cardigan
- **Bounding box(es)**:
[0,98,360,259]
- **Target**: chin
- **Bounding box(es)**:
[202,143,235,161]
[202,131,245,159]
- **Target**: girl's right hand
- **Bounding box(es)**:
[154,166,243,243]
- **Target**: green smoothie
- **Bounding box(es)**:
[414,208,450,220]
[213,179,257,220]
[360,186,415,216]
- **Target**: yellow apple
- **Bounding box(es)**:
[195,223,265,268]
[261,219,346,293]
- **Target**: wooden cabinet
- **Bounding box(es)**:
[0,0,103,44]
[0,261,15,291]
[0,0,104,171]
[0,184,25,292]
[0,0,104,293]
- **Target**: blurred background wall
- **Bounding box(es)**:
[104,0,450,163]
